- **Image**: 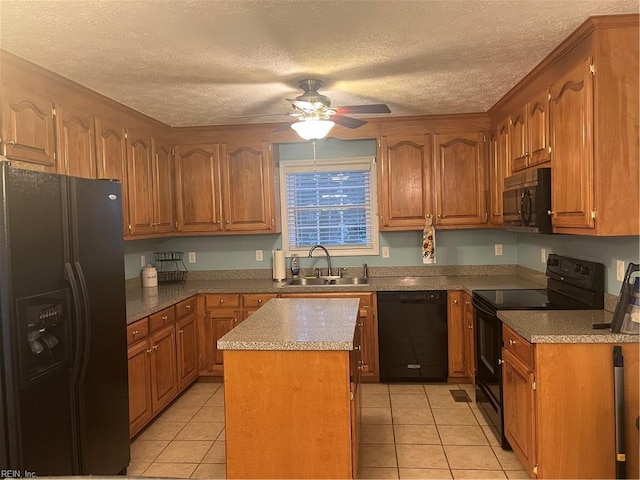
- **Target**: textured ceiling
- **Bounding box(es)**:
[0,0,637,127]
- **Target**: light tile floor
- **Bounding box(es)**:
[130,382,529,479]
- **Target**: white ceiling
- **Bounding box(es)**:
[1,0,637,127]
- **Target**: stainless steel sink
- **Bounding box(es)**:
[285,277,369,286]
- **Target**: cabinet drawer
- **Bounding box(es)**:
[127,318,149,345]
[205,294,241,308]
[503,325,533,369]
[176,296,197,318]
[149,306,176,332]
[243,293,277,308]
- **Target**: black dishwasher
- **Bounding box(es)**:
[378,291,448,382]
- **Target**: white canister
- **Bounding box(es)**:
[141,265,158,287]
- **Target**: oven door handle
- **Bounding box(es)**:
[472,300,498,318]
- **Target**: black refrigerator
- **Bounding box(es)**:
[0,163,130,475]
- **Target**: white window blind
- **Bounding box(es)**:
[280,157,379,256]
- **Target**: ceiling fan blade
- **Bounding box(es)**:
[331,115,367,129]
[335,104,391,114]
[273,122,293,133]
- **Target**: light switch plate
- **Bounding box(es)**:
[494,244,503,256]
[541,248,546,264]
[140,255,146,268]
[188,252,196,263]
[382,246,390,258]
[255,250,263,262]
[617,260,625,282]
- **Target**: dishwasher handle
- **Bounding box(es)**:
[377,291,445,304]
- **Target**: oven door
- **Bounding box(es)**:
[473,298,502,407]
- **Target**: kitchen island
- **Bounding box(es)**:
[217,298,361,479]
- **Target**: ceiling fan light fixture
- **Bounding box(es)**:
[291,119,335,140]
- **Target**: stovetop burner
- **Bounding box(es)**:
[473,288,591,310]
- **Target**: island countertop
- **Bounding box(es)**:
[217,298,360,351]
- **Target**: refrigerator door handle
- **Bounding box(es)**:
[64,262,83,473]
[73,261,92,382]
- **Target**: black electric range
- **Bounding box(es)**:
[472,254,605,449]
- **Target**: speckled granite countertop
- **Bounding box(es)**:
[126,274,542,323]
[499,310,638,344]
[217,298,360,351]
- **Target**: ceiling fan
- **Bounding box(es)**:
[237,79,391,139]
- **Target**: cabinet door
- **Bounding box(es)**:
[510,109,528,172]
[175,144,222,232]
[2,86,56,169]
[127,340,152,437]
[433,132,486,226]
[359,305,379,381]
[149,324,178,414]
[463,293,475,381]
[527,89,550,167]
[55,105,96,178]
[447,291,465,378]
[220,141,274,232]
[95,117,129,236]
[378,134,433,229]
[502,349,536,476]
[549,57,594,230]
[176,312,199,391]
[152,137,175,234]
[489,119,509,225]
[207,309,240,367]
[127,129,155,235]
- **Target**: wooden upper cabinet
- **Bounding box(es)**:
[175,144,222,232]
[126,128,155,236]
[509,108,527,172]
[220,141,274,232]
[527,89,550,167]
[378,134,433,230]
[95,117,129,236]
[549,57,594,230]
[55,105,96,178]
[489,119,509,224]
[1,86,56,170]
[152,137,175,234]
[433,132,486,226]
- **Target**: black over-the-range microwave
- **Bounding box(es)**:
[503,167,552,234]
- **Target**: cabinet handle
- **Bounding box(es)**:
[185,304,191,310]
[219,299,224,304]
[152,345,158,351]
[453,299,458,304]
[146,349,153,354]
[464,301,470,305]
[468,325,473,329]
[509,339,516,346]
[498,358,504,365]
[132,330,139,336]
[355,345,361,351]
[357,322,363,327]
[437,214,442,218]
[162,315,168,320]
[258,299,262,304]
[547,210,554,216]
[226,220,230,224]
[233,318,238,323]
[179,329,184,334]
[7,140,16,146]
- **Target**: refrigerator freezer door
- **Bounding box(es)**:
[1,166,75,473]
[68,176,129,474]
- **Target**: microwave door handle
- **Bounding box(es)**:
[522,189,533,225]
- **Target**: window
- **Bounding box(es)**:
[280,157,379,256]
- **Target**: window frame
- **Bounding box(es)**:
[279,156,379,257]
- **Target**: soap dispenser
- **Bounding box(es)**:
[290,254,300,277]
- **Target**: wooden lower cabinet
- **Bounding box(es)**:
[462,292,475,381]
[224,345,359,479]
[502,325,640,479]
[127,338,152,437]
[127,297,200,438]
[447,291,466,380]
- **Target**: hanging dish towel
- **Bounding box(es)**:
[422,215,436,264]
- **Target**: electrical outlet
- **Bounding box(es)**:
[188,252,196,264]
[382,246,390,258]
[255,250,263,262]
[617,260,625,282]
[541,248,546,264]
[494,244,503,256]
[140,255,146,268]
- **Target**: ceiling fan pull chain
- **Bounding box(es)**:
[312,139,317,172]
